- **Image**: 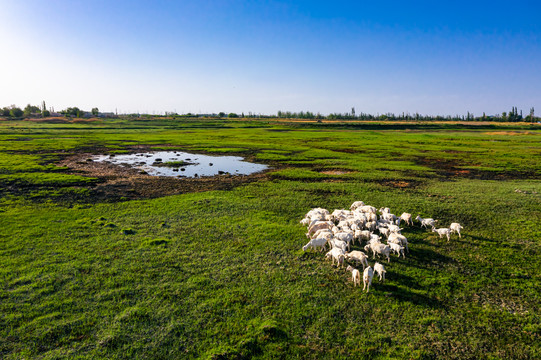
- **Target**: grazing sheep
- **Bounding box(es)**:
[334,232,354,251]
[364,243,391,262]
[415,215,437,229]
[388,242,405,258]
[358,230,371,242]
[369,233,382,244]
[363,266,374,292]
[366,212,378,222]
[346,265,361,287]
[388,233,409,252]
[330,238,348,252]
[307,221,333,237]
[302,237,327,252]
[345,251,369,269]
[311,228,333,241]
[373,262,386,282]
[433,227,451,241]
[325,248,345,267]
[378,226,391,238]
[450,223,463,238]
[365,221,377,232]
[387,224,402,234]
[381,212,398,223]
[359,205,377,214]
[350,201,365,211]
[400,212,413,226]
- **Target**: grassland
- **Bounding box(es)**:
[1,118,540,359]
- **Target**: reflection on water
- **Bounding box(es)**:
[93,151,268,178]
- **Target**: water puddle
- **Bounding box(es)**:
[93,151,268,178]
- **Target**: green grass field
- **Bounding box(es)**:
[1,118,540,359]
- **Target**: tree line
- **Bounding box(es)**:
[0,102,100,119]
[276,107,538,122]
[1,103,538,123]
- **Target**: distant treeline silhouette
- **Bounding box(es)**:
[1,103,538,123]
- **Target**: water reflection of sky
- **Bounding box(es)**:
[93,151,268,178]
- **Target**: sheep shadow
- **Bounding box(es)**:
[463,234,496,244]
[406,246,456,269]
[379,281,446,309]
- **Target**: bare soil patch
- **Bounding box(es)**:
[381,180,417,188]
[483,131,538,135]
[318,170,356,175]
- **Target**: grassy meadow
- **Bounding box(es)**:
[1,118,540,359]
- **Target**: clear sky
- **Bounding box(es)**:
[1,0,540,116]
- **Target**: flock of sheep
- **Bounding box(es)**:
[300,201,463,292]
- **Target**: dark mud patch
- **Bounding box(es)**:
[57,152,271,202]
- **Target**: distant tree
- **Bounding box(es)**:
[41,100,46,113]
[1,107,10,117]
[23,104,41,116]
[218,112,226,118]
[63,107,81,117]
[42,110,50,117]
[9,106,23,118]
[228,113,238,118]
[91,107,99,116]
[525,107,535,122]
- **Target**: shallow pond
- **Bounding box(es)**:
[93,151,269,178]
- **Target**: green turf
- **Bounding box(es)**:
[1,118,540,359]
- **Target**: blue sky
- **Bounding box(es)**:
[1,0,540,115]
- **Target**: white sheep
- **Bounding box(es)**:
[350,201,365,210]
[377,226,390,238]
[325,248,345,267]
[450,223,463,238]
[311,228,333,241]
[363,266,374,292]
[400,212,413,226]
[357,230,371,242]
[334,232,354,251]
[388,242,405,258]
[415,215,437,229]
[307,220,333,237]
[302,237,327,252]
[346,265,361,287]
[359,205,377,214]
[365,221,377,232]
[345,250,369,269]
[369,233,382,244]
[373,262,386,282]
[381,212,398,223]
[433,227,451,241]
[364,242,391,262]
[330,238,348,252]
[387,224,402,234]
[388,233,409,252]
